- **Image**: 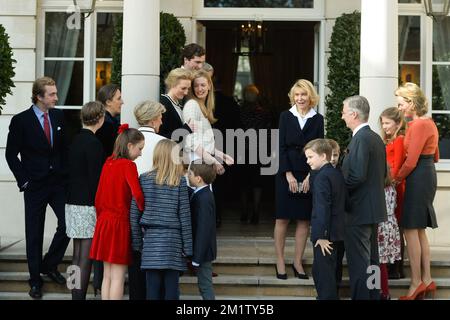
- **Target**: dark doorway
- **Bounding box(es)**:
[202,21,317,229]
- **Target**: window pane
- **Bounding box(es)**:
[399,16,420,61]
[45,12,84,58]
[432,114,450,159]
[96,61,112,93]
[97,13,123,58]
[204,0,314,8]
[398,0,421,3]
[433,16,450,62]
[399,64,420,85]
[432,65,450,110]
[45,61,84,106]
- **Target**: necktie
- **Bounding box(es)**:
[43,112,51,145]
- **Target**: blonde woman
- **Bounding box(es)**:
[130,139,192,300]
[274,79,324,280]
[395,83,439,300]
[159,68,193,141]
[134,100,167,175]
[183,69,234,174]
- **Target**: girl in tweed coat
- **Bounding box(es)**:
[130,139,192,300]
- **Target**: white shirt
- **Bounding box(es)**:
[352,123,370,137]
[183,99,216,162]
[134,127,166,175]
[289,106,317,130]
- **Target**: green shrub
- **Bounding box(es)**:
[0,24,16,113]
[110,12,186,93]
[325,11,361,150]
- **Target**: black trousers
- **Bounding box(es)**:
[23,175,70,287]
[312,241,343,300]
[128,251,146,300]
[344,224,380,300]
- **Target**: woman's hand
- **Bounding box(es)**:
[187,119,197,133]
[286,171,298,193]
[301,174,310,193]
[214,162,225,175]
[223,154,234,166]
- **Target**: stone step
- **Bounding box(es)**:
[1,271,449,299]
[2,257,450,279]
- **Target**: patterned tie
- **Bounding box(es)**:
[43,112,51,145]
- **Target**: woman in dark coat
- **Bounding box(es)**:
[274,79,324,280]
[65,101,105,299]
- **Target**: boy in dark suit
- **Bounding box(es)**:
[187,162,217,300]
[304,139,346,300]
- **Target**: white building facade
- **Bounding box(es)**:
[0,0,449,245]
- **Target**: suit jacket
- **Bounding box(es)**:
[310,163,346,243]
[278,110,324,174]
[341,125,387,226]
[190,187,217,264]
[95,111,119,160]
[159,94,192,142]
[5,106,67,190]
[66,129,104,206]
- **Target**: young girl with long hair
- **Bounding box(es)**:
[90,125,145,300]
[379,107,407,280]
[130,139,192,300]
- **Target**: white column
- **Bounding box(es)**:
[360,0,398,134]
[121,0,160,127]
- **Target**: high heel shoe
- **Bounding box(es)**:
[275,265,287,280]
[398,282,427,300]
[424,281,437,299]
[292,265,309,280]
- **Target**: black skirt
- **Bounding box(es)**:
[401,155,438,229]
[275,170,312,220]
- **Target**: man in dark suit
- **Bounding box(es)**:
[187,162,217,300]
[5,77,70,299]
[340,95,387,300]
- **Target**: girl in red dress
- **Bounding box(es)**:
[90,124,145,300]
[379,107,406,282]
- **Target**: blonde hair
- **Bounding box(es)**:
[288,79,319,108]
[164,68,192,91]
[134,100,166,126]
[304,138,332,161]
[379,107,406,143]
[151,139,184,187]
[188,69,217,124]
[395,82,428,117]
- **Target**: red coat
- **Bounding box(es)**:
[90,157,144,265]
[386,136,406,222]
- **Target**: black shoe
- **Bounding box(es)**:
[275,265,287,280]
[292,265,309,279]
[42,270,66,285]
[28,286,42,299]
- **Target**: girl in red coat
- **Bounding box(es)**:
[90,124,145,300]
[379,107,407,283]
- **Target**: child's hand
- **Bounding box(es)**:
[314,239,333,256]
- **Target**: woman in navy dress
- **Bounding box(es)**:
[274,79,324,279]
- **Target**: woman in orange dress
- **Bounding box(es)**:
[90,125,145,300]
[395,83,439,300]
